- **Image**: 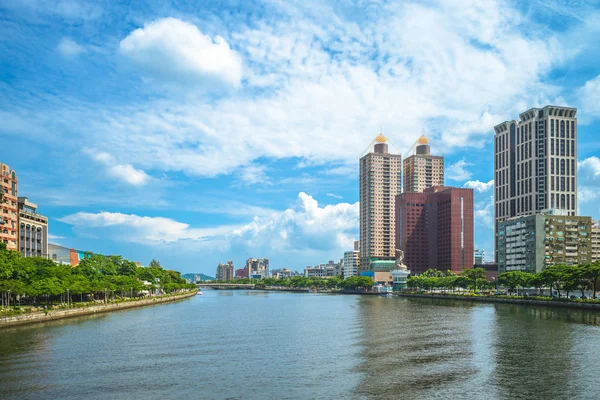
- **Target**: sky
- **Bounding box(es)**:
[1,0,600,275]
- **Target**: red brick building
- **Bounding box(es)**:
[395,186,474,275]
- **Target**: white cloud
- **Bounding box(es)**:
[85,150,150,186]
[59,211,236,245]
[236,164,269,186]
[577,75,600,122]
[119,17,243,89]
[464,180,494,192]
[326,193,342,199]
[578,156,600,178]
[578,186,599,204]
[56,37,86,57]
[231,192,358,253]
[447,159,473,181]
[47,234,65,240]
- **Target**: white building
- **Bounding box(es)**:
[343,250,360,278]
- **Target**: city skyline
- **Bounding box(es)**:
[1,1,600,274]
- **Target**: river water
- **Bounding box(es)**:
[1,290,600,399]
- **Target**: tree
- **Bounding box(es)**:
[461,268,487,291]
[149,259,163,269]
[582,262,600,299]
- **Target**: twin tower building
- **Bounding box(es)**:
[359,134,474,284]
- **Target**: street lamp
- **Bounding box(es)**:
[130,287,133,299]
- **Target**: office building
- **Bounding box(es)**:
[498,213,593,273]
[359,134,402,269]
[245,258,269,279]
[403,135,444,193]
[18,197,48,258]
[395,186,474,275]
[494,106,578,260]
[474,249,485,265]
[216,260,235,281]
[0,163,18,251]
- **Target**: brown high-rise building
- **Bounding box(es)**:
[359,134,402,269]
[403,136,444,193]
[0,163,18,251]
[216,260,235,281]
[395,186,474,275]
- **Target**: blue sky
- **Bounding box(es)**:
[1,0,599,274]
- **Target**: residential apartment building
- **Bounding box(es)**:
[359,134,402,269]
[0,163,18,251]
[245,258,269,279]
[216,260,235,281]
[304,261,343,278]
[18,197,48,258]
[343,250,360,278]
[403,136,444,193]
[395,186,474,275]
[591,221,599,262]
[497,213,593,273]
[474,249,485,265]
[494,106,578,260]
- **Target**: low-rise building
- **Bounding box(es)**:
[304,261,342,278]
[343,250,360,278]
[216,260,235,281]
[18,197,48,258]
[498,213,593,273]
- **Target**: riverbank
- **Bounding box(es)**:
[0,290,197,329]
[398,293,600,311]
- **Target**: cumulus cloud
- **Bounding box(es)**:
[236,164,269,186]
[231,192,358,253]
[119,17,243,89]
[447,159,473,181]
[85,150,150,186]
[464,180,494,192]
[59,212,235,245]
[56,37,86,57]
[578,156,600,178]
[577,75,600,122]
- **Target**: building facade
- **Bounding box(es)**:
[474,249,485,265]
[18,197,48,258]
[497,213,593,273]
[395,186,474,275]
[494,106,578,260]
[216,260,235,281]
[0,163,18,251]
[359,134,402,269]
[343,250,360,278]
[245,258,269,279]
[304,261,343,278]
[235,268,248,279]
[403,136,444,193]
[592,221,600,262]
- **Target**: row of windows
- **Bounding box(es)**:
[550,139,575,157]
[550,158,576,176]
[550,193,576,209]
[550,119,575,139]
[550,177,576,192]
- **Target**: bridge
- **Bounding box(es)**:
[197,283,256,290]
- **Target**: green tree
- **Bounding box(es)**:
[582,261,600,299]
[149,259,162,269]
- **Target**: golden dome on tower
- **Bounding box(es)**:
[417,135,429,145]
[375,133,387,143]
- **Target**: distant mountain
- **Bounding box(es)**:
[182,273,215,282]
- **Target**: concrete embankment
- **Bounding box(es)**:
[398,293,600,311]
[0,291,197,329]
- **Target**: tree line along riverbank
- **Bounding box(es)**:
[0,243,196,319]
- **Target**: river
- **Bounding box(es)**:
[1,290,600,399]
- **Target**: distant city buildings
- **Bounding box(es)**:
[403,136,444,193]
[474,249,485,265]
[271,268,300,279]
[18,197,48,258]
[395,186,474,275]
[359,134,402,270]
[343,248,360,278]
[593,221,600,262]
[246,258,269,279]
[235,268,248,279]
[498,213,593,274]
[304,260,343,278]
[0,163,18,251]
[494,106,578,261]
[216,260,235,281]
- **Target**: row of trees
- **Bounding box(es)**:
[498,262,600,298]
[0,243,195,307]
[219,275,375,291]
[407,268,490,292]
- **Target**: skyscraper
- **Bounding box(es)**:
[403,135,444,193]
[493,106,577,260]
[359,134,402,269]
[216,260,235,281]
[0,163,18,251]
[395,186,474,275]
